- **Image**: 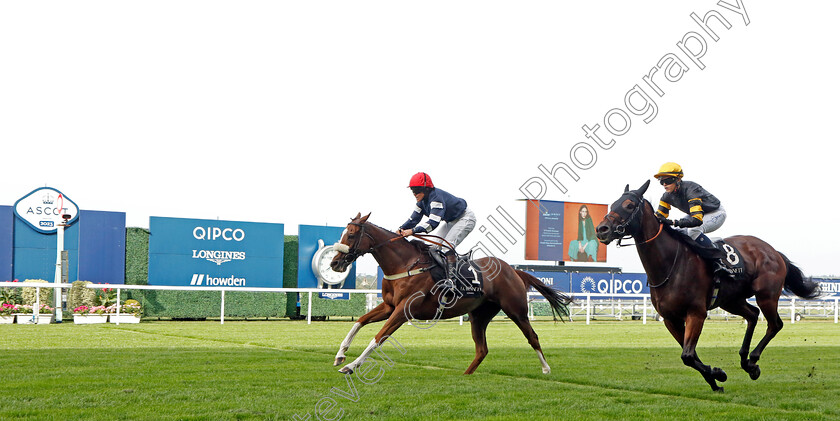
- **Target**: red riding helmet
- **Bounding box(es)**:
[408,172,434,188]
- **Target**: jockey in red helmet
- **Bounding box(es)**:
[398,172,476,281]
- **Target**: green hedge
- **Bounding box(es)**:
[283,236,299,318]
[130,289,287,319]
[123,228,295,318]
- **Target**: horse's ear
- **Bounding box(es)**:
[360,213,371,223]
[352,212,361,221]
[638,179,650,195]
[624,184,630,193]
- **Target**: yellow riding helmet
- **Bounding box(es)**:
[654,162,684,179]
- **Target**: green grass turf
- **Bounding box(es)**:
[0,319,838,420]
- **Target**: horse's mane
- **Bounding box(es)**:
[408,239,434,254]
[361,221,432,252]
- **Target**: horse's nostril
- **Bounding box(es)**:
[597,225,609,233]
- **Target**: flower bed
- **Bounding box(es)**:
[72,305,109,324]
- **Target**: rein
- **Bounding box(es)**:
[616,222,664,247]
[413,233,456,251]
[607,197,677,288]
[335,221,434,280]
[649,243,680,288]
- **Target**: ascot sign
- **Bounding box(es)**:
[14,187,79,233]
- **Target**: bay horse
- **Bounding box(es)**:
[595,181,821,392]
[329,213,572,375]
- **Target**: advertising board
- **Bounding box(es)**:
[148,217,284,288]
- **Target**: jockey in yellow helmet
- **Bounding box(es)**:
[653,162,734,280]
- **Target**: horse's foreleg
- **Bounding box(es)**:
[334,302,393,366]
[682,313,727,392]
[720,300,761,378]
[339,302,409,375]
[334,323,362,366]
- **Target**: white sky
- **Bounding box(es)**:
[2,1,838,277]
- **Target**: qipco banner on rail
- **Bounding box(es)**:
[525,271,649,296]
[571,272,650,296]
[148,217,284,288]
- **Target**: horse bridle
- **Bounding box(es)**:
[606,192,663,247]
[334,221,396,263]
[605,192,643,237]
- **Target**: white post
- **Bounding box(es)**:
[307,291,312,325]
[54,223,64,323]
[643,296,647,325]
[115,288,121,325]
[790,298,795,324]
[528,298,533,320]
[35,286,40,324]
[459,315,463,325]
[220,290,225,325]
[835,298,838,324]
[586,294,591,325]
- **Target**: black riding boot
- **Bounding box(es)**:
[444,250,458,280]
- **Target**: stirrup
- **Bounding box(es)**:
[713,260,734,279]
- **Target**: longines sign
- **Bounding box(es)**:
[147,216,284,288]
[14,187,79,233]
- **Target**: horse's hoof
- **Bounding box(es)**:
[749,366,761,380]
[542,367,551,375]
[713,386,725,393]
[338,366,354,375]
[334,357,345,366]
[712,367,728,382]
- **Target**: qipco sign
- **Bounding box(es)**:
[14,187,79,233]
[147,216,284,288]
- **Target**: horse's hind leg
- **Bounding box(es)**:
[720,299,761,379]
[682,313,727,392]
[744,288,785,380]
[334,302,393,366]
[503,301,552,374]
[464,302,501,375]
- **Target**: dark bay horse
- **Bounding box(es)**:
[595,181,820,392]
[329,213,572,375]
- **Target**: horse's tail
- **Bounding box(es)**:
[515,270,573,321]
[780,253,821,300]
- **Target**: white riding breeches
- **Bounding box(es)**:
[429,207,476,251]
[678,206,726,240]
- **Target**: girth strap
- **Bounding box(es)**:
[709,277,721,310]
[383,266,433,281]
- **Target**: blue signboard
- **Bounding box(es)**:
[527,271,571,292]
[297,225,355,300]
[536,201,564,260]
[0,206,13,281]
[523,271,649,296]
[77,211,126,283]
[8,210,124,283]
[572,272,649,295]
[814,278,840,298]
[148,217,284,288]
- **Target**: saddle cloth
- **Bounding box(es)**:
[712,238,748,281]
[430,251,484,298]
[671,229,748,281]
